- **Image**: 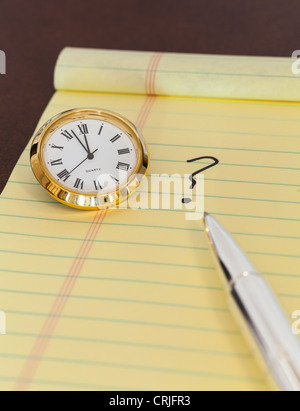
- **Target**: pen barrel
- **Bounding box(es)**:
[229,273,300,391]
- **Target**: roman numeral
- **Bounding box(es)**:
[78,123,88,135]
[98,125,104,135]
[118,148,130,155]
[110,134,121,143]
[51,144,64,151]
[116,162,130,171]
[93,180,103,190]
[57,169,71,181]
[74,178,84,190]
[50,158,63,166]
[61,130,76,141]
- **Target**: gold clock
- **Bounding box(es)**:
[30,108,149,210]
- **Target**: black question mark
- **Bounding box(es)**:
[182,156,219,204]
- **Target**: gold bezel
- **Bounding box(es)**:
[30,108,149,210]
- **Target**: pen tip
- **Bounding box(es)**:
[203,212,256,279]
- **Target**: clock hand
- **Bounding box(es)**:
[73,133,89,155]
[83,134,92,155]
[75,131,94,159]
[69,149,98,174]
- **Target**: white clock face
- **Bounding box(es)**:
[43,118,138,194]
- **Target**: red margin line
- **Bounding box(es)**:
[145,54,157,95]
[14,51,162,390]
[14,210,107,391]
[150,53,164,96]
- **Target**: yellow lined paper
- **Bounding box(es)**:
[0,48,300,391]
[55,48,300,101]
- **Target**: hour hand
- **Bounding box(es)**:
[83,134,94,159]
[78,124,92,155]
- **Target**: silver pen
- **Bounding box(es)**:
[203,212,300,391]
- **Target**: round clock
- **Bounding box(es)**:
[30,108,149,210]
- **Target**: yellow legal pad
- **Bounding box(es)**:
[0,48,299,391]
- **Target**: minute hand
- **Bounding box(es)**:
[73,132,90,154]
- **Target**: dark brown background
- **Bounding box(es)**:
[0,0,298,193]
